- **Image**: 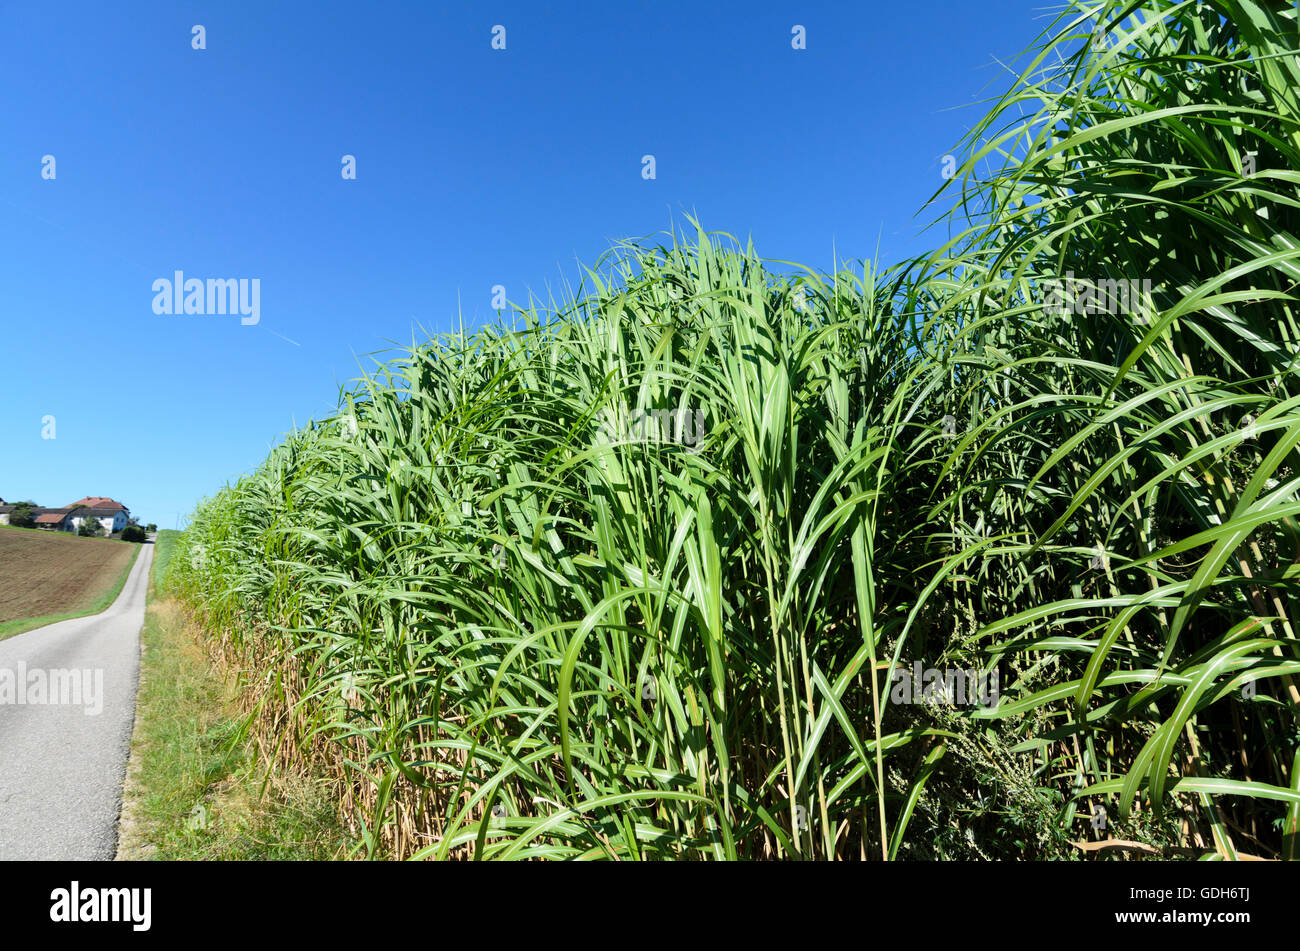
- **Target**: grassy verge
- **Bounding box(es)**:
[0,541,141,642]
[116,530,356,860]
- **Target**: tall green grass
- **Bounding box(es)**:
[174,0,1300,859]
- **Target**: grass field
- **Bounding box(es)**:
[0,526,141,641]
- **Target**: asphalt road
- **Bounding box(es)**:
[0,542,154,860]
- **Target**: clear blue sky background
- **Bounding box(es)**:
[1,0,1053,529]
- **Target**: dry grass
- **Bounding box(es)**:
[118,590,355,861]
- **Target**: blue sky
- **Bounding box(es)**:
[1,0,1051,529]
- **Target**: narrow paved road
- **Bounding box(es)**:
[0,542,154,859]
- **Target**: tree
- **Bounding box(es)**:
[121,525,146,543]
[9,501,37,529]
[145,523,157,533]
[78,516,102,537]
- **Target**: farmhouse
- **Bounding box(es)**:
[0,497,132,536]
[64,497,131,536]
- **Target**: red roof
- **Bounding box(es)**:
[35,512,69,524]
[66,497,126,511]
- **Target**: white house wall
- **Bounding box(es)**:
[69,512,127,536]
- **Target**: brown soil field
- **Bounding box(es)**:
[0,526,138,628]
